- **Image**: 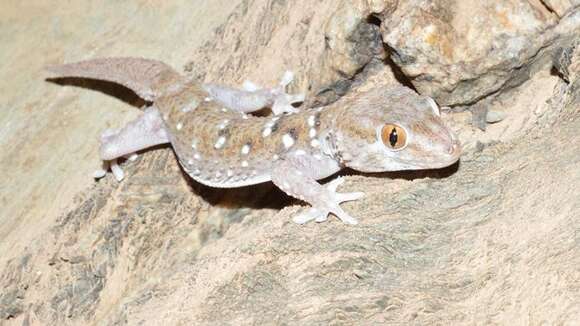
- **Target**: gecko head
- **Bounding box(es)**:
[333,86,461,172]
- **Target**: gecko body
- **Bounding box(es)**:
[47,58,461,224]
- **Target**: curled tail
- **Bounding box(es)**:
[46,57,185,101]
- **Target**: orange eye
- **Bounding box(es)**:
[381,124,407,150]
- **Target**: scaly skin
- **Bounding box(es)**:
[47,57,461,225]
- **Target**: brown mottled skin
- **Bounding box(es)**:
[47,57,461,224]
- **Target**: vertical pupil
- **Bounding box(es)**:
[389,128,398,146]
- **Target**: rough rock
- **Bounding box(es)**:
[0,0,579,325]
[380,0,580,106]
[541,0,580,16]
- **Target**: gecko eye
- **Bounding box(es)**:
[381,124,407,150]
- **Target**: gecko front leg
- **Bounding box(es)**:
[203,71,304,115]
[271,158,365,225]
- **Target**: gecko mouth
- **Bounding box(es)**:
[407,137,461,170]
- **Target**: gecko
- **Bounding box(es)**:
[47,57,461,225]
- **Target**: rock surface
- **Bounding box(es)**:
[1,0,579,325]
[380,0,580,106]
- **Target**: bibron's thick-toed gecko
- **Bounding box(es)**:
[47,57,461,225]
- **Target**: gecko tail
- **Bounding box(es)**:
[46,57,185,102]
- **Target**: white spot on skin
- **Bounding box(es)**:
[262,119,280,137]
[282,134,295,148]
[191,140,197,149]
[176,122,183,130]
[218,119,229,130]
[241,161,249,167]
[308,115,316,127]
[262,127,272,137]
[216,171,222,178]
[214,136,226,149]
[221,108,228,113]
[310,139,320,147]
[273,154,279,160]
[227,170,234,177]
[188,159,194,165]
[241,144,251,155]
[309,128,317,138]
[194,153,201,160]
[181,100,198,113]
[204,97,212,102]
[194,169,201,175]
[242,114,249,120]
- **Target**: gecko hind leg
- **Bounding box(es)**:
[96,107,169,181]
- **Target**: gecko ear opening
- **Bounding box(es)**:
[381,124,408,150]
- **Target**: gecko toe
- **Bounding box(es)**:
[279,70,294,87]
[93,168,107,179]
[293,208,328,224]
[333,208,359,225]
[326,177,345,192]
[272,101,300,115]
[336,192,365,202]
[110,159,125,181]
[287,93,305,104]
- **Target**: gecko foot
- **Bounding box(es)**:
[241,71,304,115]
[93,158,126,181]
[271,70,305,115]
[292,177,365,225]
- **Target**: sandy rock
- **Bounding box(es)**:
[380,0,580,105]
[1,0,579,325]
[541,0,580,16]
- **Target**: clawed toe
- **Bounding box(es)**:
[287,93,305,104]
[326,178,365,202]
[291,178,364,225]
[272,98,300,115]
[109,159,125,181]
[270,70,303,115]
[326,177,345,192]
[293,208,324,224]
[279,70,294,87]
[94,158,125,181]
[292,206,358,225]
[332,207,358,225]
[336,192,365,202]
